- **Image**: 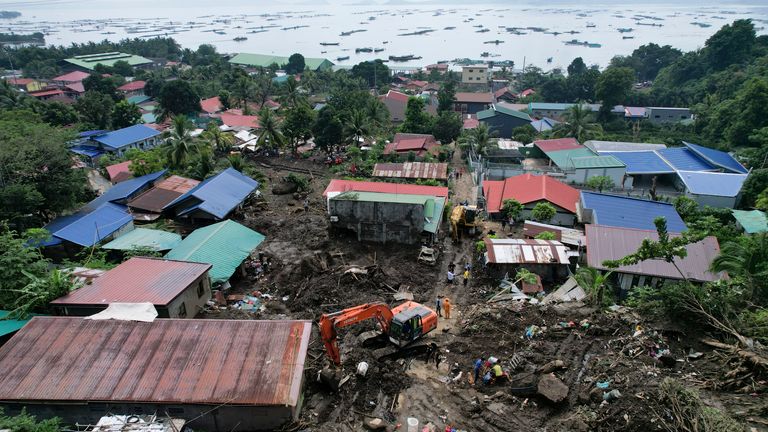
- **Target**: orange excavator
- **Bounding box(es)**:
[319,301,439,366]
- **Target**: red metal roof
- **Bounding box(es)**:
[28,89,64,98]
[533,138,581,152]
[106,161,132,181]
[383,90,409,103]
[519,88,535,97]
[117,80,146,91]
[585,225,723,282]
[156,175,200,193]
[463,117,479,129]
[200,96,222,114]
[219,112,260,128]
[52,71,91,82]
[323,179,448,198]
[373,162,448,180]
[7,77,34,85]
[0,317,310,406]
[482,173,580,213]
[65,82,85,93]
[51,257,212,306]
[395,138,428,151]
[455,92,493,104]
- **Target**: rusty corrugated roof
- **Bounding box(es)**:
[0,317,310,406]
[51,257,211,306]
[128,188,184,213]
[585,225,723,282]
[156,175,200,193]
[373,162,448,180]
[485,238,570,264]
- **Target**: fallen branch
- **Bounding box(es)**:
[700,339,768,370]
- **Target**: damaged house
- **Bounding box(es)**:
[483,238,573,285]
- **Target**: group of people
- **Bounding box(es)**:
[435,295,452,318]
[473,356,509,386]
[446,262,471,287]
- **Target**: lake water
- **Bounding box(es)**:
[5,0,768,69]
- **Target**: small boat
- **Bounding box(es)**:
[444,26,456,30]
[374,48,384,52]
[622,36,634,39]
[586,23,596,28]
[547,57,553,63]
[484,39,504,44]
[617,28,634,33]
[480,51,490,57]
[320,42,339,46]
[476,28,490,33]
[337,56,350,61]
[213,30,226,35]
[356,47,373,53]
[233,36,247,41]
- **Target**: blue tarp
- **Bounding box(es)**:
[684,142,748,174]
[580,191,687,232]
[92,124,161,150]
[164,168,258,220]
[677,171,748,197]
[655,147,715,172]
[602,151,675,174]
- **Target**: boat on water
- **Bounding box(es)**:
[476,28,490,33]
[374,48,384,52]
[547,57,553,63]
[623,36,635,39]
[484,40,504,44]
[564,39,602,48]
[356,47,373,53]
[248,29,268,34]
[617,28,634,33]
[213,30,226,35]
[586,23,596,28]
[234,36,247,41]
[481,52,490,57]
[337,56,350,61]
[444,26,456,30]
[320,42,339,46]
[388,54,422,62]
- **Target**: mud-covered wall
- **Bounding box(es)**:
[329,200,425,244]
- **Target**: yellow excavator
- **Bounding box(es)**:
[450,204,480,242]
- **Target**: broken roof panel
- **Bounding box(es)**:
[484,238,570,264]
[731,209,768,234]
[0,317,310,407]
[323,179,449,198]
[372,162,448,180]
[586,224,722,282]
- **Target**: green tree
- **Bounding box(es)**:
[256,107,285,149]
[313,106,344,153]
[566,68,600,102]
[227,153,245,171]
[535,231,557,240]
[531,202,556,223]
[458,123,491,156]
[82,74,120,101]
[704,19,756,70]
[112,60,134,76]
[164,115,198,168]
[595,67,635,119]
[285,53,306,74]
[12,268,78,318]
[283,103,316,153]
[112,100,141,128]
[725,78,768,147]
[567,57,588,76]
[232,76,254,109]
[610,43,682,81]
[437,80,456,113]
[344,109,371,145]
[501,199,523,221]
[574,267,613,306]
[351,59,390,88]
[0,225,50,312]
[218,89,232,111]
[76,91,115,129]
[740,169,768,208]
[0,408,61,432]
[158,80,201,117]
[144,75,165,98]
[201,122,235,153]
[673,196,700,221]
[432,111,463,144]
[540,76,569,102]
[586,175,615,192]
[553,104,602,142]
[279,76,304,108]
[124,148,165,176]
[400,97,434,134]
[366,98,389,134]
[710,233,768,301]
[38,101,79,126]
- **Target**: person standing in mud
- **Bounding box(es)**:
[303,198,309,212]
[463,268,470,288]
[443,297,452,319]
[435,295,443,317]
[446,269,455,284]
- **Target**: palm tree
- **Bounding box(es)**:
[164,115,198,168]
[280,77,304,108]
[458,123,491,156]
[0,80,23,109]
[344,109,371,145]
[232,76,254,109]
[201,122,234,153]
[254,74,274,109]
[574,267,613,307]
[366,99,389,133]
[711,233,768,301]
[256,107,285,150]
[553,104,603,142]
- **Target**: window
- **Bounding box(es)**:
[177,302,187,318]
[197,280,205,298]
[468,69,473,73]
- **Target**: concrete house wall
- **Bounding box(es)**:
[647,107,692,124]
[686,192,738,209]
[462,66,488,84]
[565,166,626,186]
[329,200,426,244]
[110,136,161,157]
[519,200,575,227]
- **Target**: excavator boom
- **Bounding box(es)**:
[318,302,395,365]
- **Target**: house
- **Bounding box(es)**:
[165,220,265,285]
[5,77,44,92]
[624,106,647,120]
[425,63,448,74]
[461,64,488,84]
[128,175,200,220]
[676,171,748,208]
[62,81,85,99]
[483,238,572,284]
[218,111,261,130]
[530,117,559,132]
[163,168,258,221]
[0,317,310,431]
[578,191,687,232]
[585,224,722,291]
[477,103,532,138]
[40,170,167,249]
[522,221,585,247]
[684,141,748,174]
[117,80,146,96]
[482,173,580,226]
[373,162,449,182]
[101,228,182,252]
[323,179,449,202]
[51,257,212,318]
[51,70,90,85]
[88,124,162,157]
[519,88,535,98]
[200,96,222,114]
[105,160,133,184]
[731,209,768,234]
[599,150,674,190]
[494,87,517,103]
[64,52,154,71]
[463,115,479,130]
[454,92,493,115]
[384,133,440,158]
[646,107,692,124]
[585,140,667,153]
[328,191,446,244]
[379,90,437,123]
[229,52,334,71]
[532,138,627,186]
[528,102,600,120]
[28,89,65,100]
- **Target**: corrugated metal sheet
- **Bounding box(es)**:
[373,162,448,180]
[101,228,182,251]
[585,225,723,282]
[323,179,449,198]
[485,238,570,264]
[677,171,748,197]
[602,151,675,174]
[164,168,258,220]
[165,220,265,283]
[731,209,768,234]
[129,188,184,213]
[684,142,747,174]
[51,257,211,306]
[580,192,687,232]
[655,147,714,171]
[522,221,585,247]
[84,170,167,212]
[533,138,581,153]
[481,173,580,213]
[0,317,310,406]
[53,203,134,247]
[585,140,667,153]
[93,125,160,150]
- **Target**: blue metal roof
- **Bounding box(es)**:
[602,151,675,174]
[92,124,160,150]
[50,203,133,247]
[655,147,715,172]
[684,142,748,174]
[69,145,104,158]
[580,192,687,232]
[78,130,108,138]
[164,168,259,220]
[530,117,559,132]
[676,171,748,197]
[84,169,166,211]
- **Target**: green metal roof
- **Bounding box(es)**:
[546,148,598,169]
[64,52,153,71]
[165,220,265,283]
[731,209,768,234]
[229,53,334,71]
[102,228,182,251]
[331,192,445,233]
[570,155,625,169]
[0,310,39,337]
[476,108,495,120]
[493,104,532,121]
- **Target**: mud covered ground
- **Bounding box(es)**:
[202,154,766,432]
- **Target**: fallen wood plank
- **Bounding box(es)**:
[701,339,768,369]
